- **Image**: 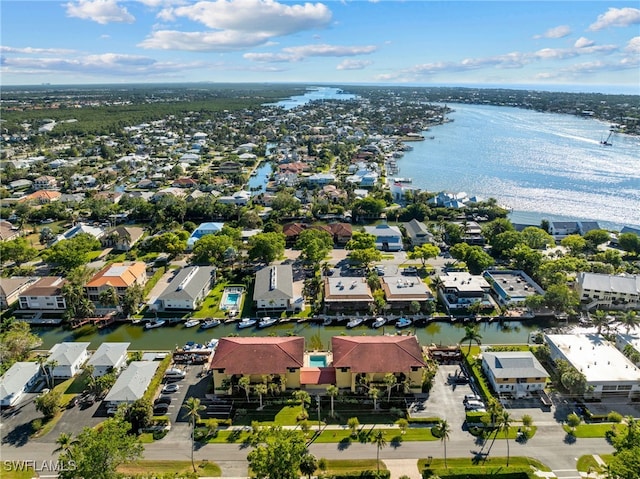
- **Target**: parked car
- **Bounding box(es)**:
[164,368,186,380]
[154,396,172,405]
[162,384,179,394]
[153,404,169,415]
[106,406,119,416]
[463,394,482,404]
[464,400,485,410]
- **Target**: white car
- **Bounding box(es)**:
[162,384,180,394]
[106,406,119,416]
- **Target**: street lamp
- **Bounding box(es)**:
[316,395,321,432]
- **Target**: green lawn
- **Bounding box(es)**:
[563,423,625,438]
[192,282,235,319]
[419,456,552,477]
[31,377,77,439]
[117,460,220,477]
[1,465,38,479]
[320,459,385,474]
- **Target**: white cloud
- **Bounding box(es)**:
[625,36,640,53]
[0,46,76,55]
[168,0,331,35]
[336,59,372,70]
[589,7,640,31]
[574,37,595,49]
[243,52,301,63]
[534,25,571,39]
[65,0,135,24]
[243,44,377,63]
[138,30,273,51]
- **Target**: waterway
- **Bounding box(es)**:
[33,317,553,351]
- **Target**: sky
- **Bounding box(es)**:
[1,1,639,93]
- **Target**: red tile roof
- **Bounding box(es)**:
[300,367,336,385]
[331,336,425,374]
[210,337,304,375]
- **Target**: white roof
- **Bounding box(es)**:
[104,361,160,403]
[578,272,640,295]
[440,272,490,292]
[1,362,40,403]
[49,342,90,366]
[546,334,640,383]
[86,342,130,368]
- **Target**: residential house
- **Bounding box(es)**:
[210,337,304,394]
[103,361,160,406]
[172,177,198,188]
[331,336,425,393]
[218,190,251,206]
[615,332,640,367]
[18,190,61,204]
[455,220,486,246]
[576,272,640,311]
[48,342,90,378]
[8,179,32,191]
[85,262,147,303]
[33,175,57,190]
[0,277,39,309]
[155,266,216,311]
[187,222,225,249]
[403,219,433,247]
[18,277,67,310]
[546,333,640,400]
[549,221,601,241]
[1,362,41,407]
[323,277,373,312]
[305,173,336,186]
[328,222,352,245]
[0,220,20,242]
[390,179,420,201]
[101,226,145,251]
[218,161,242,175]
[364,224,403,251]
[482,351,549,398]
[52,222,104,245]
[381,276,433,310]
[253,264,302,312]
[86,342,130,377]
[484,270,545,307]
[437,271,494,314]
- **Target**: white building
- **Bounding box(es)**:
[482,351,549,398]
[576,272,640,311]
[86,342,130,377]
[103,361,160,406]
[0,362,40,407]
[18,277,67,310]
[155,266,216,311]
[546,333,640,400]
[437,271,494,314]
[48,342,90,378]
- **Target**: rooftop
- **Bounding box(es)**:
[324,277,373,302]
[381,276,431,301]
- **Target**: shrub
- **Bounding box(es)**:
[607,411,623,423]
[31,418,42,432]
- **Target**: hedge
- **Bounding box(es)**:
[408,417,441,424]
[321,472,390,479]
[423,472,530,479]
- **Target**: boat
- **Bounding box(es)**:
[258,316,279,328]
[372,317,387,329]
[395,317,413,328]
[145,319,166,329]
[237,318,257,329]
[200,318,221,329]
[600,130,613,146]
[346,317,364,328]
[322,318,333,326]
[184,319,201,328]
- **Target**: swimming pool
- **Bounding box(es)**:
[219,287,245,311]
[224,293,240,306]
[309,355,328,367]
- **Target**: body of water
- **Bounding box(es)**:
[398,104,640,230]
[33,317,549,351]
[246,161,272,195]
[271,86,357,110]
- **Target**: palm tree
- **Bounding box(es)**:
[371,429,387,473]
[347,417,360,437]
[591,310,609,335]
[98,286,119,308]
[499,411,512,466]
[326,385,339,418]
[384,373,397,402]
[238,376,251,402]
[182,397,206,473]
[254,383,268,409]
[460,324,483,355]
[369,387,380,411]
[54,432,77,458]
[293,390,311,417]
[620,311,639,333]
[436,420,451,468]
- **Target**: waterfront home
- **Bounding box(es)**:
[0,362,41,407]
[51,222,105,245]
[85,262,147,303]
[331,336,425,393]
[86,342,130,377]
[546,333,640,400]
[218,161,242,174]
[483,270,545,307]
[576,272,640,311]
[155,266,216,311]
[100,226,145,251]
[305,173,336,186]
[0,220,21,242]
[481,351,549,399]
[436,271,493,314]
[549,221,601,241]
[364,224,403,252]
[18,190,61,204]
[217,190,251,206]
[615,332,640,367]
[33,175,57,190]
[0,277,39,309]
[323,277,373,312]
[454,220,486,246]
[253,264,302,312]
[103,361,160,406]
[18,276,67,310]
[403,219,433,247]
[48,342,90,379]
[187,222,225,250]
[380,276,433,310]
[210,337,304,394]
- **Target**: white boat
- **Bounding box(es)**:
[322,318,333,326]
[145,319,166,329]
[184,319,201,328]
[346,318,364,329]
[200,319,221,329]
[237,318,257,329]
[395,317,413,329]
[258,317,279,328]
[372,317,387,329]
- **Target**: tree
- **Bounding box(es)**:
[347,417,360,437]
[43,233,101,272]
[482,218,514,244]
[271,192,300,217]
[520,226,554,250]
[369,386,380,410]
[293,390,311,418]
[491,230,523,257]
[498,410,512,466]
[238,376,251,402]
[583,229,611,249]
[371,429,387,473]
[54,432,78,458]
[0,321,42,373]
[247,426,309,479]
[435,420,451,468]
[352,197,386,220]
[57,418,143,479]
[296,229,333,267]
[0,237,38,265]
[120,283,144,317]
[566,412,581,433]
[346,231,377,251]
[620,311,639,333]
[348,247,381,269]
[35,390,62,419]
[248,232,285,264]
[182,397,206,473]
[384,373,397,402]
[618,233,640,256]
[125,398,152,433]
[407,243,440,268]
[191,233,235,265]
[98,287,119,308]
[255,383,268,409]
[299,453,317,479]
[561,234,587,255]
[592,309,609,334]
[326,385,339,418]
[460,324,482,355]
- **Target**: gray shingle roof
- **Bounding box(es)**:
[87,342,130,369]
[158,266,216,302]
[253,265,294,302]
[483,351,549,379]
[104,361,159,403]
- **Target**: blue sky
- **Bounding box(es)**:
[1,1,639,93]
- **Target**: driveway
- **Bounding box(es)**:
[1,393,42,448]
